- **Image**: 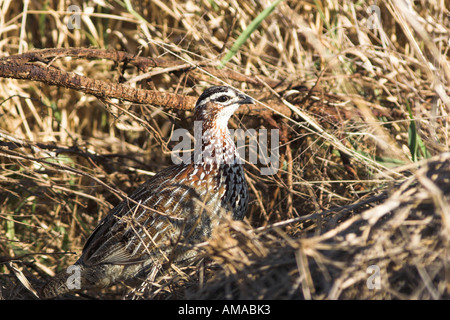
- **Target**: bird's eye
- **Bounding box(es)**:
[216,95,230,103]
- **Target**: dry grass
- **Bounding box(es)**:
[0,0,449,300]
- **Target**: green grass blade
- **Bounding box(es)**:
[406,100,431,161]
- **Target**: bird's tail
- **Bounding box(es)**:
[40,264,83,299]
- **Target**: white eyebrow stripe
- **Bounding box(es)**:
[208,91,235,101]
[195,87,240,108]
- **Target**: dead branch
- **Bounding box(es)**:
[0,48,291,117]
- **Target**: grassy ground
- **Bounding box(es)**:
[0,0,449,299]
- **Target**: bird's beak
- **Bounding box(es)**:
[238,94,255,105]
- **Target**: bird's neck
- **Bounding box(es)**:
[191,120,240,167]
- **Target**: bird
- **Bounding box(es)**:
[40,86,254,299]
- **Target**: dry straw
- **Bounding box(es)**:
[0,0,448,299]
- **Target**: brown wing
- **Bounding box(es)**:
[79,163,206,267]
